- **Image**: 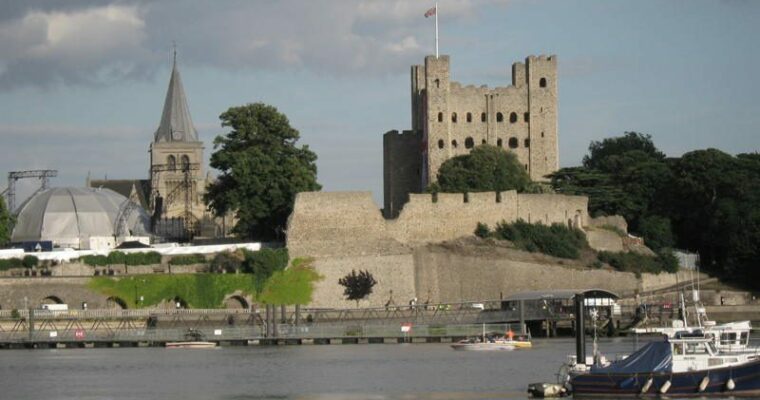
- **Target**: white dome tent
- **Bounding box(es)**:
[11,187,151,249]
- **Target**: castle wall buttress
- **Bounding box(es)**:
[526,55,558,181]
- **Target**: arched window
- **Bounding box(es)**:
[451,139,458,148]
[434,78,440,88]
[466,112,472,123]
[465,137,474,149]
[524,112,529,122]
[541,131,545,138]
[167,155,177,171]
[510,112,518,123]
[451,112,457,123]
[437,112,443,122]
[181,155,190,170]
[496,112,503,122]
[481,139,487,144]
[539,77,547,88]
[509,137,518,149]
[524,138,530,148]
[497,138,503,147]
[481,113,486,122]
[437,139,444,149]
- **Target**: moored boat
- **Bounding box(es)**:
[166,341,217,349]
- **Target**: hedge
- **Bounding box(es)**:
[494,219,588,259]
[0,258,23,271]
[168,253,207,266]
[598,249,679,276]
[81,251,163,267]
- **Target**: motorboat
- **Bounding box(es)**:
[165,329,217,349]
[569,333,760,397]
[451,326,531,351]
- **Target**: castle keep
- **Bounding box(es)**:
[384,55,558,218]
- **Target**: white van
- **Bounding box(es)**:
[41,304,69,311]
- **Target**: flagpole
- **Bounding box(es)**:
[435,2,439,58]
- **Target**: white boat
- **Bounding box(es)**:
[451,325,531,351]
[166,341,217,349]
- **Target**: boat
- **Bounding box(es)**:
[166,329,217,349]
[451,325,531,351]
[569,334,760,397]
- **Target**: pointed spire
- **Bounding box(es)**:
[154,45,198,143]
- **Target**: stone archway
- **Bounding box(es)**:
[106,296,128,310]
[223,295,249,310]
[41,295,64,305]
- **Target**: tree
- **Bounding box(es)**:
[583,132,665,171]
[0,197,11,247]
[435,144,531,193]
[338,269,377,307]
[204,103,321,241]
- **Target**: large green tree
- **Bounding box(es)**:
[0,197,11,247]
[434,144,531,193]
[204,103,321,240]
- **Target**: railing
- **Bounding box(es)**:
[0,308,252,319]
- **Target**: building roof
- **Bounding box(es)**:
[502,289,619,302]
[153,53,198,144]
[11,187,151,248]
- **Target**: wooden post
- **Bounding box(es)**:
[519,299,526,335]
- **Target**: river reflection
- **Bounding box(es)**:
[0,337,749,400]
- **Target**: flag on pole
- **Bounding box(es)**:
[424,6,436,17]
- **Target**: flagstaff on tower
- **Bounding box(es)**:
[425,3,439,58]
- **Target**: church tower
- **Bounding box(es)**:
[149,50,205,234]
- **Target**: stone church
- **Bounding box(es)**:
[383,54,558,218]
[89,53,226,239]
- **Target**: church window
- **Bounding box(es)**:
[438,139,444,149]
[466,112,472,123]
[451,140,458,148]
[497,138,503,147]
[510,112,518,123]
[465,137,474,149]
[540,77,547,88]
[451,112,457,123]
[496,112,503,122]
[524,112,529,122]
[481,112,486,122]
[167,155,177,171]
[524,138,531,148]
[181,155,190,170]
[438,112,443,122]
[509,137,518,149]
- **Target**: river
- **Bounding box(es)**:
[0,337,746,400]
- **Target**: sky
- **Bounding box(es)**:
[1,0,759,207]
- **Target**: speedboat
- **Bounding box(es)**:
[569,333,760,397]
[451,329,531,351]
[166,328,217,349]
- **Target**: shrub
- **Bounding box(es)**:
[598,249,679,275]
[169,253,207,266]
[81,255,108,267]
[494,219,587,259]
[22,255,39,269]
[124,251,162,266]
[210,251,243,273]
[242,248,289,292]
[0,258,23,271]
[474,222,491,238]
[107,251,126,265]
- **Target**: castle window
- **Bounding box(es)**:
[465,137,474,149]
[438,139,444,149]
[452,140,458,148]
[497,138,503,147]
[181,155,190,170]
[540,77,547,88]
[452,112,457,123]
[510,112,518,123]
[524,138,530,148]
[509,137,518,149]
[481,112,486,122]
[541,131,545,138]
[525,164,529,170]
[466,112,472,123]
[438,112,443,122]
[167,155,177,171]
[496,112,503,122]
[482,139,487,144]
[524,112,529,122]
[434,78,440,88]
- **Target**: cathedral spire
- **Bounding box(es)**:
[154,47,198,143]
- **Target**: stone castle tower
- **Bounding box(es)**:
[148,53,206,232]
[383,54,559,218]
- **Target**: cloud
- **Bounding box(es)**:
[0,0,508,90]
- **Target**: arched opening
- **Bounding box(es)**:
[509,137,518,149]
[539,77,547,88]
[510,112,518,123]
[42,295,64,305]
[437,139,444,149]
[434,78,440,88]
[451,140,458,148]
[224,295,249,309]
[438,112,443,122]
[466,112,472,123]
[496,112,503,123]
[465,137,474,149]
[524,138,531,148]
[451,112,457,123]
[481,139,487,144]
[481,112,486,122]
[180,155,190,170]
[541,131,545,138]
[497,138,503,147]
[524,112,529,122]
[106,296,128,310]
[167,155,177,171]
[172,296,188,309]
